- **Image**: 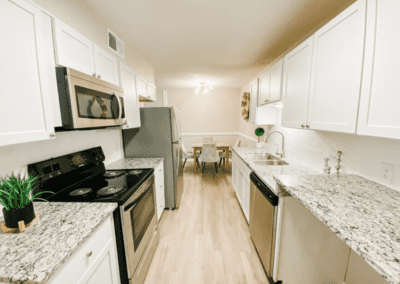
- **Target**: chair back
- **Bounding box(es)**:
[235,139,241,147]
[203,136,213,143]
[199,143,219,162]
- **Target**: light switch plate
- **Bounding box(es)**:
[381,163,394,183]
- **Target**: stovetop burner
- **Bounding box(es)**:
[69,188,92,196]
[103,170,125,178]
[128,170,143,175]
[97,186,124,196]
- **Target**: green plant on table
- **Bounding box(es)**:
[0,173,51,211]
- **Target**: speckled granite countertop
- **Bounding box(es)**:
[274,174,400,284]
[232,147,318,195]
[0,202,117,284]
[106,158,163,170]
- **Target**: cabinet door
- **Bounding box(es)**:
[147,83,157,102]
[119,63,141,129]
[269,59,283,103]
[154,163,165,221]
[357,0,400,140]
[237,171,244,207]
[78,239,120,284]
[93,45,119,86]
[0,0,55,147]
[242,175,250,223]
[136,76,149,100]
[53,18,95,75]
[258,71,270,106]
[282,37,314,129]
[307,0,366,133]
[249,79,259,124]
[344,249,389,284]
[232,161,238,192]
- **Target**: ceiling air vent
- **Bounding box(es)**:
[107,28,124,58]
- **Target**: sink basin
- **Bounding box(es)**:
[254,160,289,166]
[249,154,280,161]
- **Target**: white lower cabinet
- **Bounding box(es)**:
[345,249,388,284]
[0,0,55,147]
[154,162,165,221]
[232,153,251,222]
[48,215,120,284]
[277,196,350,284]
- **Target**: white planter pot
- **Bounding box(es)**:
[255,142,264,148]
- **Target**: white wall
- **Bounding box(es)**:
[167,87,241,149]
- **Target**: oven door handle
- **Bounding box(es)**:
[123,182,153,212]
[113,91,122,120]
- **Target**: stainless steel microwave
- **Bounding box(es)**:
[56,67,126,129]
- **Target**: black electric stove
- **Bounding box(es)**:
[28,147,153,205]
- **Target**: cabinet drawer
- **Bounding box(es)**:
[48,215,114,284]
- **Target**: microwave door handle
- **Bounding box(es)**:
[113,91,122,120]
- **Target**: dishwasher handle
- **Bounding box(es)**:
[250,172,279,206]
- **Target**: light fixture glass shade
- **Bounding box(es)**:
[204,88,209,94]
[209,86,214,90]
[195,88,200,95]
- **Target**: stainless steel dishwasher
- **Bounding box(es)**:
[249,172,280,284]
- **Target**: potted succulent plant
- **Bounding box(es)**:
[0,173,50,228]
[255,127,265,148]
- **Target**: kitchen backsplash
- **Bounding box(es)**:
[0,129,124,217]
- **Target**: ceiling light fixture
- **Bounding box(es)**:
[195,82,213,95]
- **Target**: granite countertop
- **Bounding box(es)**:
[232,147,318,195]
[106,158,163,170]
[274,174,400,284]
[0,202,117,284]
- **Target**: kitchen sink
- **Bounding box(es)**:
[248,154,280,161]
[254,160,289,166]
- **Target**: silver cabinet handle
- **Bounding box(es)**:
[113,91,122,120]
[92,73,96,77]
[87,251,92,257]
[301,125,305,128]
[50,133,56,139]
[97,74,101,78]
[306,125,310,129]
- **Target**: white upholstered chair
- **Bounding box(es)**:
[182,144,199,168]
[219,139,241,166]
[199,143,220,173]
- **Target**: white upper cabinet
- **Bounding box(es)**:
[249,79,259,124]
[357,0,400,140]
[249,78,277,125]
[119,62,141,129]
[258,71,270,106]
[268,59,283,103]
[53,19,120,86]
[307,0,366,133]
[147,83,157,101]
[0,0,55,146]
[282,36,314,129]
[93,45,119,86]
[53,18,95,76]
[136,77,148,100]
[258,59,283,106]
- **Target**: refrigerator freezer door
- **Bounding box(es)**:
[170,107,181,142]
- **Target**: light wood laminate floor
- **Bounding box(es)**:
[144,161,268,284]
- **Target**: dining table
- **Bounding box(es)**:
[191,142,231,173]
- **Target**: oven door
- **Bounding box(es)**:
[121,175,157,279]
[58,67,126,129]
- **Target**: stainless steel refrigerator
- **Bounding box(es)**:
[122,107,184,209]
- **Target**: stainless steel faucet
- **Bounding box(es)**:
[265,131,284,158]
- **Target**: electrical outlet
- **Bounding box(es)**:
[381,163,394,183]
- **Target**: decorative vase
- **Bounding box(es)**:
[2,202,35,228]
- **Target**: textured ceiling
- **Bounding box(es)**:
[85,0,355,89]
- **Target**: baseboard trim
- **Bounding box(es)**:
[181,132,258,143]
